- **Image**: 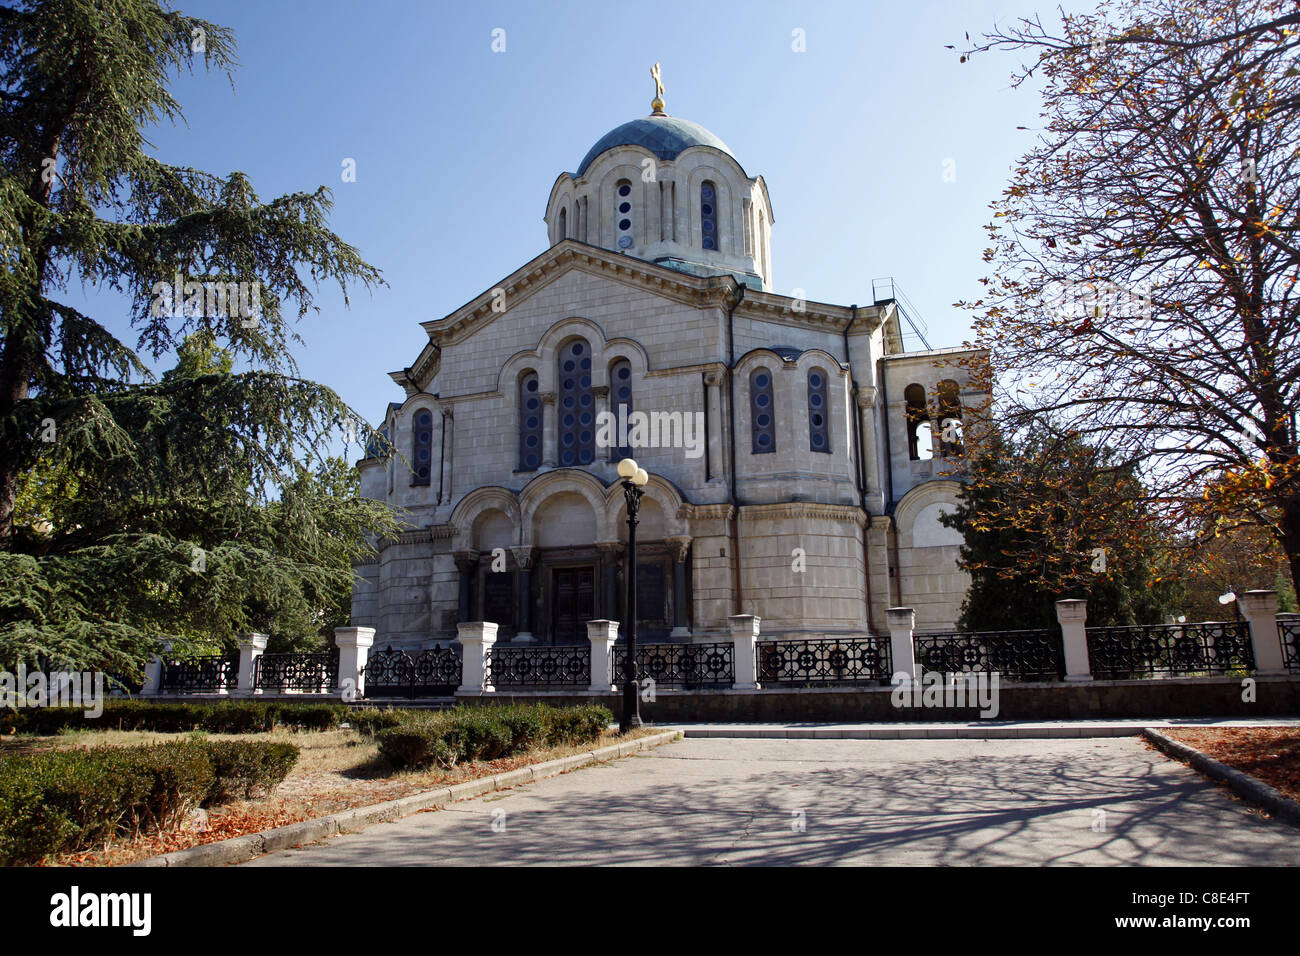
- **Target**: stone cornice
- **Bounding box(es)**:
[680,502,735,522]
[738,501,868,527]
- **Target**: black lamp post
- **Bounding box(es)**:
[617,457,649,733]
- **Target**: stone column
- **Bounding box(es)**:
[666,535,693,639]
[541,392,557,468]
[886,607,916,683]
[587,619,619,692]
[597,541,624,624]
[235,632,269,697]
[440,407,454,503]
[1055,599,1092,681]
[1239,590,1285,675]
[455,621,497,695]
[334,626,375,701]
[856,387,884,513]
[593,384,610,459]
[453,549,479,623]
[141,638,173,697]
[729,613,761,690]
[704,370,724,482]
[512,546,536,642]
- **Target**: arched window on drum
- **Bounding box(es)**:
[905,383,933,461]
[518,371,542,471]
[411,409,433,485]
[936,379,964,457]
[558,340,595,466]
[750,367,776,454]
[807,367,831,453]
[609,358,633,460]
[700,181,719,251]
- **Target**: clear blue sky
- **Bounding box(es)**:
[74,0,1093,459]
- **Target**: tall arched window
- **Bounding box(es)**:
[615,180,633,250]
[750,367,776,454]
[609,358,633,460]
[558,339,595,466]
[519,371,542,471]
[411,409,433,485]
[936,379,963,457]
[558,207,567,241]
[700,181,718,250]
[808,367,830,453]
[904,384,932,461]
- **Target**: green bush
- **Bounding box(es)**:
[349,708,407,736]
[5,700,351,736]
[205,741,300,802]
[375,704,611,770]
[0,739,299,866]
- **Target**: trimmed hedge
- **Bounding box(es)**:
[0,739,299,866]
[375,704,613,770]
[1,700,348,735]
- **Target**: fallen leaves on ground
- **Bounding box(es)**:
[1159,727,1300,806]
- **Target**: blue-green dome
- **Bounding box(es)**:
[576,116,734,176]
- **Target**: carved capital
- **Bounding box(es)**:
[452,549,480,573]
[592,385,610,399]
[595,540,625,558]
[510,546,536,570]
[665,535,693,563]
[856,386,878,409]
[540,392,557,406]
[703,369,724,387]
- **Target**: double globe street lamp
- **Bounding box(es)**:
[617,457,650,733]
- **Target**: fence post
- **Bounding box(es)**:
[140,638,172,697]
[587,620,619,692]
[334,626,375,701]
[455,622,497,695]
[1055,599,1092,681]
[1239,590,1285,675]
[887,607,916,683]
[235,633,269,697]
[729,614,761,690]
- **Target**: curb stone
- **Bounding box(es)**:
[1142,728,1300,829]
[128,729,682,867]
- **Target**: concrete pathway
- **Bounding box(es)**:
[243,736,1300,866]
[673,717,1300,738]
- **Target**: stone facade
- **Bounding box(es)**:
[352,96,987,647]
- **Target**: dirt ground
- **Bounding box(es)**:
[1,725,660,866]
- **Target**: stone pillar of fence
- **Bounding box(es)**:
[587,620,619,692]
[729,614,761,690]
[235,633,269,697]
[1239,590,1285,675]
[886,607,916,683]
[455,622,497,695]
[334,626,375,701]
[140,638,172,697]
[1055,599,1092,681]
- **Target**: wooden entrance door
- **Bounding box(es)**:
[551,567,594,642]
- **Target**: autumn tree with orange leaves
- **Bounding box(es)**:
[957,0,1300,601]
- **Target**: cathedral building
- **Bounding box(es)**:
[352,71,985,647]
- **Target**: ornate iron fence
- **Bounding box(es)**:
[362,645,460,697]
[1086,622,1254,679]
[488,644,590,687]
[914,629,1064,682]
[160,654,239,693]
[1279,618,1300,673]
[612,642,734,689]
[757,636,891,686]
[253,652,338,693]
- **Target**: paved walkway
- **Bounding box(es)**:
[243,736,1300,866]
[673,717,1300,738]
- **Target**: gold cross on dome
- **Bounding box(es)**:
[650,63,666,114]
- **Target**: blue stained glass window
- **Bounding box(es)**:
[518,371,542,471]
[750,367,775,454]
[609,358,633,460]
[701,181,719,252]
[412,410,433,485]
[808,367,831,454]
[559,341,594,466]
